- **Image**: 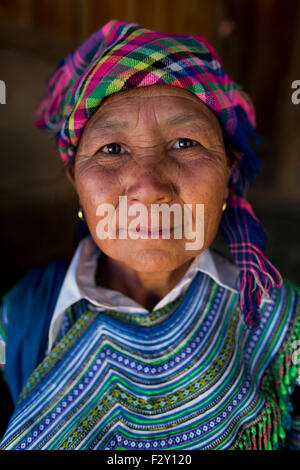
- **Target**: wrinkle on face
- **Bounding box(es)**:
[69,85,233,307]
[78,100,224,159]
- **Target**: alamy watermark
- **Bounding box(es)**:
[95,196,204,251]
[291,80,300,105]
[0,80,6,104]
[0,339,5,365]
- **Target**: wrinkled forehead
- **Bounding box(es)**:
[83,84,223,135]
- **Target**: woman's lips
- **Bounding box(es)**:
[119,226,181,238]
[138,226,175,236]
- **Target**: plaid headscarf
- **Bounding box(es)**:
[36,19,282,329]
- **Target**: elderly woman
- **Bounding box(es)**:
[0,20,299,451]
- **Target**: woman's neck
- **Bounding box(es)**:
[95,253,193,311]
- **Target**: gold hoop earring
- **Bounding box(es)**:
[78,207,85,221]
[222,201,227,212]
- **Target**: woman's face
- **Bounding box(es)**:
[70,85,233,274]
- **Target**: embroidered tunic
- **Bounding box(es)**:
[0,260,299,450]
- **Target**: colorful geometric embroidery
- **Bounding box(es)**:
[0,274,299,450]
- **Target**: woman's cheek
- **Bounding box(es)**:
[190,176,225,242]
[77,164,116,202]
[184,157,227,188]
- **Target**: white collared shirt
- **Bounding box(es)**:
[47,235,241,352]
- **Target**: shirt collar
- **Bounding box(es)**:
[48,235,240,352]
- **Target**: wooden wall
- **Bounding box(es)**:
[0,0,215,38]
[0,0,215,57]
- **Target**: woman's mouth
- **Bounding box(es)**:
[136,226,175,237]
[119,226,181,238]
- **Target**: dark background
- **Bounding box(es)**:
[0,0,299,436]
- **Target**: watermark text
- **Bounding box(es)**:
[291,80,300,104]
[0,80,6,104]
[95,196,205,251]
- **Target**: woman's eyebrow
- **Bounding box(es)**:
[164,111,212,127]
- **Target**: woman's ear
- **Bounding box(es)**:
[64,161,75,187]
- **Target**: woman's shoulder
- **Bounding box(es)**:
[3,258,70,302]
[1,258,70,333]
[282,277,300,295]
[258,276,299,393]
[0,258,70,403]
[270,276,300,325]
[207,251,299,347]
[1,257,70,351]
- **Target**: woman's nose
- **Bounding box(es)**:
[125,169,174,206]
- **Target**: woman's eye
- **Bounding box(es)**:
[99,143,126,154]
[173,138,198,150]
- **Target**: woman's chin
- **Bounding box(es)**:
[125,247,184,273]
[95,234,199,272]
